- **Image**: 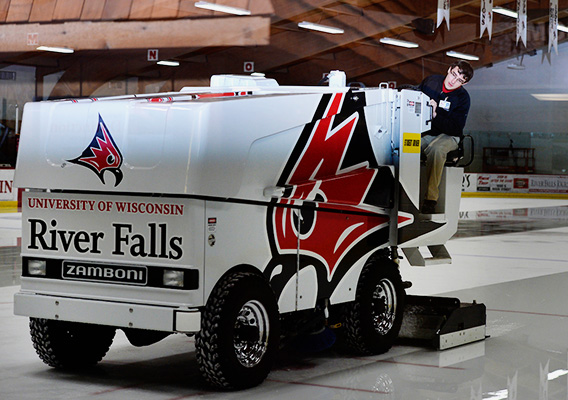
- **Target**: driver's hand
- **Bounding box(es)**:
[429,99,437,119]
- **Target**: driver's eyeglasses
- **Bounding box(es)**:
[450,69,467,85]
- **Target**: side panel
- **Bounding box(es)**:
[264,91,394,310]
[20,192,205,307]
[202,200,273,307]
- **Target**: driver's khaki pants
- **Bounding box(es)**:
[421,134,459,202]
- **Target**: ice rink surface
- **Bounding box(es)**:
[2,197,568,399]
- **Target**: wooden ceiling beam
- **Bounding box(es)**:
[0,0,9,22]
[101,0,133,20]
[127,0,567,86]
[173,0,429,68]
[29,0,56,22]
[80,1,105,20]
[0,16,271,52]
[271,0,337,21]
[367,22,556,88]
[281,15,487,82]
[171,0,517,78]
[280,0,568,85]
[240,0,427,71]
[5,0,33,22]
[4,0,568,97]
[0,0,273,23]
[142,0,565,85]
[52,0,83,21]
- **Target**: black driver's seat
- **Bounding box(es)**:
[445,134,474,167]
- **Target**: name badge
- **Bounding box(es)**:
[439,99,451,111]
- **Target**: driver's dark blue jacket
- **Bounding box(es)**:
[419,74,470,138]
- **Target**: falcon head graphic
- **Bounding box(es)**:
[68,114,124,186]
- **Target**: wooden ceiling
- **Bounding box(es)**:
[0,0,567,95]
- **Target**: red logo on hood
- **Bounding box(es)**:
[273,93,388,276]
[68,114,124,186]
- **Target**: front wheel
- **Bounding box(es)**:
[342,258,405,355]
[29,318,116,369]
[195,272,280,389]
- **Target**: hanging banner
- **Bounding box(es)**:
[480,0,493,40]
[516,0,527,47]
[437,0,450,30]
[549,0,558,54]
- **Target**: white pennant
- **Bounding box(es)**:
[516,0,527,47]
[437,0,450,30]
[549,0,558,54]
[539,360,549,400]
[470,384,482,400]
[480,0,493,40]
[507,371,518,400]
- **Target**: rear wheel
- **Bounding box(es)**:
[29,318,116,368]
[343,258,405,355]
[195,272,280,389]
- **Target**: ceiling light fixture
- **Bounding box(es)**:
[36,46,74,54]
[531,94,568,101]
[298,21,344,34]
[507,62,525,70]
[446,50,479,61]
[493,7,518,18]
[548,369,568,381]
[379,37,419,48]
[558,24,568,33]
[157,60,180,67]
[194,1,251,16]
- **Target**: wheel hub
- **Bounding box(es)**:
[233,300,270,368]
[371,278,397,335]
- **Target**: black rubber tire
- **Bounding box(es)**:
[29,318,116,369]
[342,258,405,355]
[195,272,280,389]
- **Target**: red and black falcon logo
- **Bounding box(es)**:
[68,114,124,186]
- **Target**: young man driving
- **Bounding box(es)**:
[419,60,474,214]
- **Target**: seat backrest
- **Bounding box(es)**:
[445,135,474,167]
